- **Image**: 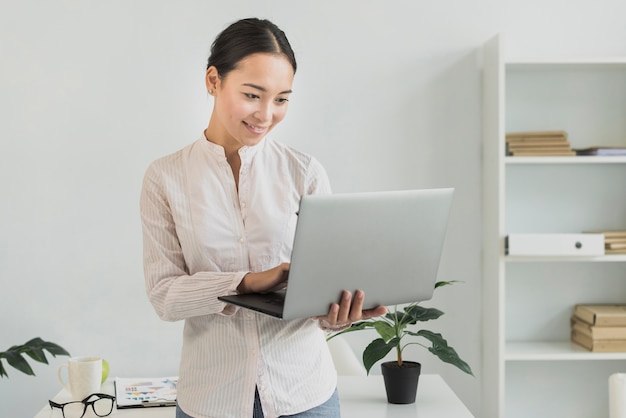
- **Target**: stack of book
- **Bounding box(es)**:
[506,130,575,156]
[586,230,626,254]
[571,304,626,352]
[603,230,626,255]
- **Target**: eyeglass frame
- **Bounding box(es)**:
[49,393,116,418]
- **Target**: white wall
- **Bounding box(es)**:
[1,1,625,417]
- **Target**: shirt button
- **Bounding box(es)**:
[239,237,244,243]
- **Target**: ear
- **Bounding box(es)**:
[205,66,220,94]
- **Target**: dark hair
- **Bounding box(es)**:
[207,18,297,76]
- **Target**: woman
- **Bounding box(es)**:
[140,18,386,418]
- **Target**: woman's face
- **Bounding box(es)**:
[206,53,294,152]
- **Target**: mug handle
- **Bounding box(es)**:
[57,363,71,393]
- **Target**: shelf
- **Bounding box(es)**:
[505,255,626,263]
[505,156,626,164]
[506,58,626,71]
[506,341,626,361]
[483,34,626,418]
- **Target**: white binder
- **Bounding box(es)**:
[506,233,605,256]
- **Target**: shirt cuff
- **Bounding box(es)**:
[316,318,351,332]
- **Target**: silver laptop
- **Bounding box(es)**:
[218,188,454,320]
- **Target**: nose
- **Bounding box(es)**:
[253,101,272,123]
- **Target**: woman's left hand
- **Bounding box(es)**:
[317,290,387,330]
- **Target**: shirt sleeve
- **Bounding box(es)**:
[140,162,244,322]
[305,156,332,195]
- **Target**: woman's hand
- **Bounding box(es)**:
[237,263,290,294]
[317,290,387,330]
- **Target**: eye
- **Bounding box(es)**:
[276,97,290,105]
[244,93,260,100]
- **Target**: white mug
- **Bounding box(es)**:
[57,356,103,400]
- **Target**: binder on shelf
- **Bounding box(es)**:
[506,233,605,256]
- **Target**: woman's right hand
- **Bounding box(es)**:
[237,262,290,294]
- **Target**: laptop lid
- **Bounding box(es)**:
[219,188,454,320]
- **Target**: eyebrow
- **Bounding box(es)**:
[242,83,292,95]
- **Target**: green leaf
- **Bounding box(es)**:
[23,347,48,364]
[402,305,444,324]
[414,330,474,376]
[0,338,70,379]
[22,338,49,364]
[3,351,35,376]
[373,321,396,342]
[363,337,400,375]
[39,341,71,357]
[434,280,460,289]
[24,337,45,347]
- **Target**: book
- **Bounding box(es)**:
[575,147,626,156]
[508,150,576,157]
[571,329,626,352]
[507,142,571,149]
[114,376,178,408]
[506,130,568,139]
[574,304,626,327]
[606,248,626,254]
[571,316,626,339]
[506,137,569,144]
[508,147,573,154]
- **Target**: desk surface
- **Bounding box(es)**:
[339,375,473,418]
[35,374,473,418]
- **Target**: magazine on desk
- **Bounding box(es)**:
[114,376,178,408]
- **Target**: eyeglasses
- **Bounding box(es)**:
[49,393,115,418]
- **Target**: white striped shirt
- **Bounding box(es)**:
[140,136,336,418]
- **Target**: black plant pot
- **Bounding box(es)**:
[380,361,421,404]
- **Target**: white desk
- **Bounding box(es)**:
[35,375,473,418]
[338,375,474,417]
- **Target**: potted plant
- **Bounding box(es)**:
[0,337,70,378]
[327,281,473,404]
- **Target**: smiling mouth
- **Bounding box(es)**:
[243,121,268,133]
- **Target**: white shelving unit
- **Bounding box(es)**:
[482,35,626,418]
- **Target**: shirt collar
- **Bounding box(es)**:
[200,134,265,161]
